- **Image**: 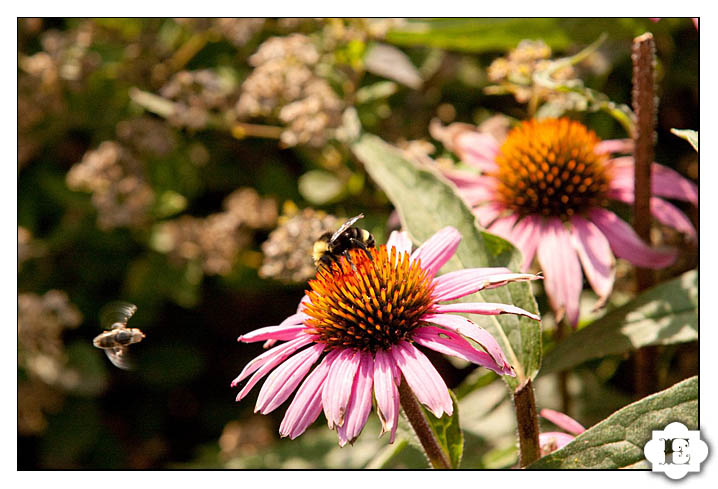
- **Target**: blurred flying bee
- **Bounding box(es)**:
[93,301,145,370]
[312,213,375,270]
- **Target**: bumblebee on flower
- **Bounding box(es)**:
[232,226,541,446]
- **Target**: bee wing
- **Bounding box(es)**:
[331,214,365,242]
[100,301,138,330]
[105,347,133,370]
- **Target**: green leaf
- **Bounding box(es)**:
[542,270,697,375]
[386,18,572,53]
[423,391,464,468]
[671,128,698,151]
[352,133,541,389]
[529,376,698,469]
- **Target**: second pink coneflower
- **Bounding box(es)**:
[437,117,697,326]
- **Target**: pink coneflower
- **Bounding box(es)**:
[539,408,586,455]
[437,117,697,326]
[232,227,541,446]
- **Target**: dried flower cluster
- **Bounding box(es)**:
[18,226,45,269]
[67,141,155,230]
[236,34,344,147]
[160,69,240,130]
[18,290,84,396]
[487,40,575,104]
[154,188,277,276]
[259,207,341,283]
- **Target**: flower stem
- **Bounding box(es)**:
[398,377,451,469]
[631,32,659,397]
[513,379,541,467]
[555,319,571,415]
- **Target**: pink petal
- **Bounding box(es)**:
[421,313,512,373]
[413,325,511,376]
[540,408,586,435]
[650,198,696,240]
[607,188,696,241]
[539,432,576,452]
[373,350,400,442]
[411,227,461,277]
[322,348,361,429]
[461,182,499,207]
[589,208,676,269]
[487,214,519,240]
[238,322,307,343]
[693,17,698,29]
[255,343,324,414]
[337,351,374,447]
[386,230,413,256]
[232,334,314,387]
[454,131,500,172]
[279,350,339,439]
[474,202,505,228]
[595,138,633,155]
[608,158,697,205]
[431,268,539,302]
[431,302,540,321]
[536,218,582,327]
[511,215,542,272]
[391,341,453,418]
[569,216,615,307]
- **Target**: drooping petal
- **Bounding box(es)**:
[238,323,307,343]
[322,348,361,429]
[650,198,697,240]
[386,230,413,256]
[373,350,400,442]
[454,131,500,172]
[589,208,676,269]
[411,226,461,277]
[279,350,339,439]
[461,182,500,207]
[570,215,615,307]
[431,302,540,321]
[474,202,505,228]
[421,313,512,374]
[510,215,543,272]
[540,408,586,435]
[337,352,374,447]
[255,343,324,414]
[413,325,510,376]
[431,268,539,303]
[232,334,314,387]
[607,157,697,204]
[392,341,453,418]
[537,218,582,327]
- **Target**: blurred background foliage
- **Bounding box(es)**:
[18,17,698,469]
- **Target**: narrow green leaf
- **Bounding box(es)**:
[422,391,464,468]
[529,376,698,469]
[542,270,697,375]
[671,128,698,151]
[352,133,541,389]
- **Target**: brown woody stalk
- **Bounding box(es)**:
[514,379,541,467]
[631,33,658,397]
[398,377,451,469]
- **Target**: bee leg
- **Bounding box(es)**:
[343,250,358,271]
[350,238,374,262]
